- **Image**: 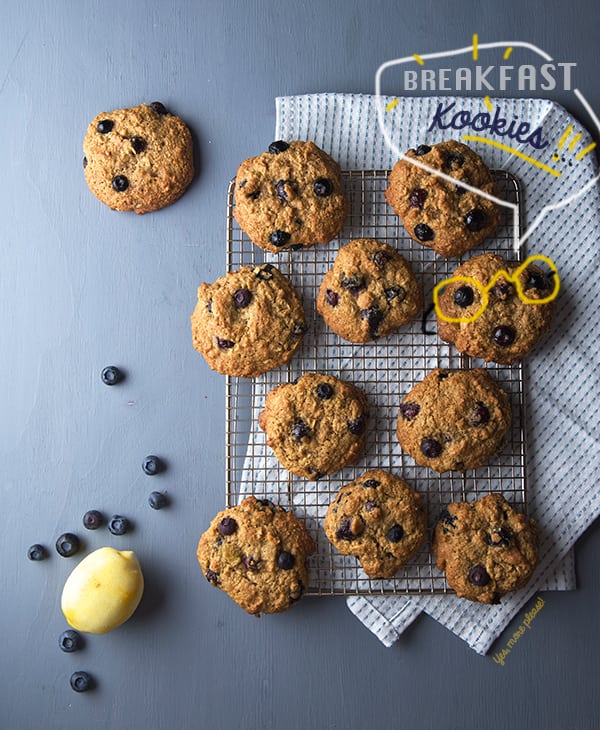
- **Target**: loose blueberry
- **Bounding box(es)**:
[142,455,164,475]
[372,250,391,268]
[386,524,404,542]
[316,383,334,400]
[59,630,83,653]
[206,569,219,585]
[465,209,487,232]
[486,527,512,548]
[399,402,420,421]
[361,306,384,338]
[277,551,295,570]
[96,119,114,134]
[27,544,48,561]
[218,517,238,536]
[469,402,490,426]
[384,286,405,302]
[148,491,169,510]
[130,136,147,153]
[55,533,80,558]
[468,564,490,586]
[348,415,366,435]
[108,515,130,536]
[268,140,289,154]
[70,671,94,693]
[363,479,380,488]
[453,286,474,308]
[526,269,549,291]
[420,437,442,458]
[82,510,104,530]
[150,101,167,115]
[414,223,434,242]
[216,337,235,350]
[112,175,129,192]
[313,178,333,196]
[414,144,431,156]
[409,188,428,209]
[269,230,291,248]
[492,325,515,347]
[291,418,311,442]
[100,366,123,385]
[275,179,288,202]
[233,288,252,308]
[325,289,339,307]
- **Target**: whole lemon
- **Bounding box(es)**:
[61,547,144,634]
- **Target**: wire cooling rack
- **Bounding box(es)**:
[225,170,526,595]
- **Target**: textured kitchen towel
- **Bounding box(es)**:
[272,93,599,654]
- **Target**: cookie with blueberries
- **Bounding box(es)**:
[433,493,539,604]
[385,140,500,257]
[316,238,423,342]
[396,368,511,473]
[233,140,348,253]
[324,470,427,579]
[191,264,306,378]
[83,102,194,214]
[197,496,315,616]
[258,372,369,480]
[436,253,556,364]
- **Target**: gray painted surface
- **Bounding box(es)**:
[1,1,598,728]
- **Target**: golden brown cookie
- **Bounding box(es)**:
[258,372,369,480]
[197,496,315,616]
[233,140,348,253]
[436,253,556,364]
[83,102,194,213]
[191,264,306,378]
[433,493,539,604]
[324,470,427,578]
[396,368,511,473]
[385,140,499,257]
[316,238,423,342]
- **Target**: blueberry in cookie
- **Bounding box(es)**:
[435,253,556,364]
[324,470,427,578]
[433,493,539,603]
[316,238,423,342]
[83,102,194,213]
[191,264,306,378]
[396,368,512,472]
[385,140,500,257]
[197,496,315,616]
[258,372,369,479]
[233,140,348,253]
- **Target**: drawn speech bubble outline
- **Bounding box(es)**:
[375,40,600,252]
[433,254,561,324]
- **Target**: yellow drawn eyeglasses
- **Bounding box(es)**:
[433,255,560,324]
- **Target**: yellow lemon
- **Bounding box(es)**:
[61,547,144,634]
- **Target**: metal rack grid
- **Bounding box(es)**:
[225,169,526,596]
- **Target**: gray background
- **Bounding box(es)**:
[1,1,598,729]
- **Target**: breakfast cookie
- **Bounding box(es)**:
[396,368,511,473]
[83,102,194,213]
[233,140,348,253]
[197,496,315,616]
[191,264,306,378]
[316,238,423,342]
[385,140,499,257]
[258,372,369,480]
[436,253,556,364]
[433,493,539,604]
[323,470,427,578]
